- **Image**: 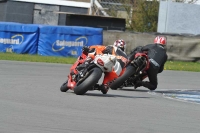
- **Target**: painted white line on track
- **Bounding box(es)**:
[148,90,200,105]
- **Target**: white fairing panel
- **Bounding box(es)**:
[113,61,122,76]
[94,54,116,72]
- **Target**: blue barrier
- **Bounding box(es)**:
[0,22,39,54]
[0,22,103,57]
[38,25,103,57]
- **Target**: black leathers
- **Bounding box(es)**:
[130,44,168,90]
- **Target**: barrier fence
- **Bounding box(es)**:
[0,22,103,58]
[1,22,200,62]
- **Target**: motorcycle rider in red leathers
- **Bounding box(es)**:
[77,39,128,94]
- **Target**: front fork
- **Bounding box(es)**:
[131,56,147,74]
[67,75,77,90]
[67,63,98,90]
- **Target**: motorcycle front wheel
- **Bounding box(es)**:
[60,80,69,92]
[74,67,102,95]
[110,65,136,90]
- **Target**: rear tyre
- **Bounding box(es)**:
[110,65,136,90]
[74,67,102,95]
[60,81,69,92]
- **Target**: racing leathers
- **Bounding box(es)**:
[78,45,128,94]
[129,44,168,90]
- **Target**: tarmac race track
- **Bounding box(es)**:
[1,60,200,133]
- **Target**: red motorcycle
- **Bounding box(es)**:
[60,46,118,95]
[110,51,150,90]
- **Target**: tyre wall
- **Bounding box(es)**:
[103,31,200,62]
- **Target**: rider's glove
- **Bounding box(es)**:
[82,46,90,53]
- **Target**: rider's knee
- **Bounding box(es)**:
[148,84,157,90]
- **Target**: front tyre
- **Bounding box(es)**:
[110,65,136,90]
[60,80,69,92]
[74,67,102,95]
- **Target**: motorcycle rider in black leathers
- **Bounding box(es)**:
[129,36,168,90]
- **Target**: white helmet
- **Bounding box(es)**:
[154,36,167,46]
[113,39,126,51]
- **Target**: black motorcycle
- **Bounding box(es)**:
[110,51,150,90]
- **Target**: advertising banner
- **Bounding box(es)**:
[0,22,39,54]
[38,25,103,57]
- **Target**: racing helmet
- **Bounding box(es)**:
[113,39,126,51]
[154,36,167,46]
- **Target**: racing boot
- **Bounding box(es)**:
[93,84,100,90]
[92,84,109,94]
[100,84,109,94]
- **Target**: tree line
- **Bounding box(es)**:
[105,0,198,32]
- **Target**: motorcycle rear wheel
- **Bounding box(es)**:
[74,67,102,95]
[60,80,69,92]
[110,65,136,90]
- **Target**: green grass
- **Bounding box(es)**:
[0,52,77,64]
[0,52,200,72]
[165,61,200,72]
